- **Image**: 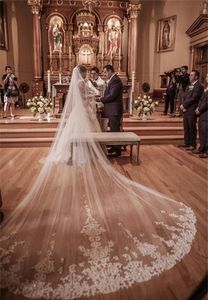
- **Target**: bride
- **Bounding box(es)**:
[0,66,196,299]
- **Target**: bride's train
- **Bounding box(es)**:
[0,67,196,299]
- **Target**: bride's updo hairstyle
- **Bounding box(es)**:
[77,65,87,79]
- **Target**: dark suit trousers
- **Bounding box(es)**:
[164,90,175,114]
[198,118,208,153]
[183,113,197,147]
[108,115,121,152]
[108,115,121,132]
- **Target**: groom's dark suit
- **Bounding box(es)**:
[100,74,123,132]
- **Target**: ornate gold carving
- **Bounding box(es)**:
[27,0,42,14]
[127,3,141,19]
[82,0,99,12]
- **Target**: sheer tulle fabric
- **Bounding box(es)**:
[0,67,196,299]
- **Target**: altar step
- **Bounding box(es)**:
[0,118,183,129]
[0,135,184,148]
[123,119,182,127]
[0,127,184,139]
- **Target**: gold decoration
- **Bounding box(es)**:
[127,3,141,20]
[82,0,99,12]
[27,0,42,14]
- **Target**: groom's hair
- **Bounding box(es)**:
[104,65,114,73]
[77,65,87,73]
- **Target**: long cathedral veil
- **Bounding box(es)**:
[0,66,196,299]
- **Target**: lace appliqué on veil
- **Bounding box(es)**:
[0,203,196,299]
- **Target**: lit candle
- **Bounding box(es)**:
[132,71,135,93]
[47,70,51,93]
[118,47,121,72]
[59,50,62,73]
[59,73,62,84]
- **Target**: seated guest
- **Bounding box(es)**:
[88,67,105,96]
[179,70,204,151]
[193,73,208,158]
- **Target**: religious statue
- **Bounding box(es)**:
[53,22,63,52]
[108,25,120,57]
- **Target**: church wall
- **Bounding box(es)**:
[137,0,204,91]
[0,1,33,97]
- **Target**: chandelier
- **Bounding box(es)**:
[82,0,99,12]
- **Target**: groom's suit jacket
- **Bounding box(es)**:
[101,74,123,117]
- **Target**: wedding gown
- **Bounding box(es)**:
[0,67,196,300]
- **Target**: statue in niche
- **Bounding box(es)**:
[107,18,121,58]
[53,22,63,52]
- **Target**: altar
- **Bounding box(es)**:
[52,83,69,116]
[27,0,141,96]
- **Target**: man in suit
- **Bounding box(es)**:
[179,70,204,151]
[100,64,123,156]
[193,73,208,158]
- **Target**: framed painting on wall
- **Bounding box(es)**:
[0,2,8,50]
[157,15,177,52]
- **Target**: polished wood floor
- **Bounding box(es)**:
[0,145,207,300]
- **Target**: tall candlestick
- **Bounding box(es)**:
[59,73,62,84]
[47,70,51,94]
[118,47,121,73]
[101,46,104,68]
[59,49,62,73]
[132,71,135,93]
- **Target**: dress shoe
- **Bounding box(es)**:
[192,149,202,154]
[199,153,208,158]
[169,113,175,117]
[178,144,189,148]
[108,150,122,157]
[108,147,116,154]
[161,112,167,116]
[186,146,196,151]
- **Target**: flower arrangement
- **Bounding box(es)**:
[27,96,52,116]
[134,94,159,118]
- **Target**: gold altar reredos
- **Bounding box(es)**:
[27,0,141,95]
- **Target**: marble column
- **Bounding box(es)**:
[27,0,44,95]
[127,1,141,78]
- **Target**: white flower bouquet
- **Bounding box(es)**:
[133,95,159,117]
[27,96,53,116]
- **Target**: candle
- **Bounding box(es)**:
[59,50,62,73]
[118,47,121,72]
[59,73,62,84]
[132,71,135,93]
[47,70,51,93]
[49,46,52,70]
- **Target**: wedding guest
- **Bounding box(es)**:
[2,66,18,118]
[162,72,176,116]
[176,66,190,117]
[193,73,208,158]
[179,70,204,151]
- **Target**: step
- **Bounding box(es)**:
[123,119,183,127]
[0,119,59,129]
[0,128,56,138]
[124,127,183,136]
[0,135,185,148]
[0,126,184,139]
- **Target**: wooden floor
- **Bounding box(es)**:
[0,145,207,300]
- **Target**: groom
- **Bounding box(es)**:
[100,64,123,156]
